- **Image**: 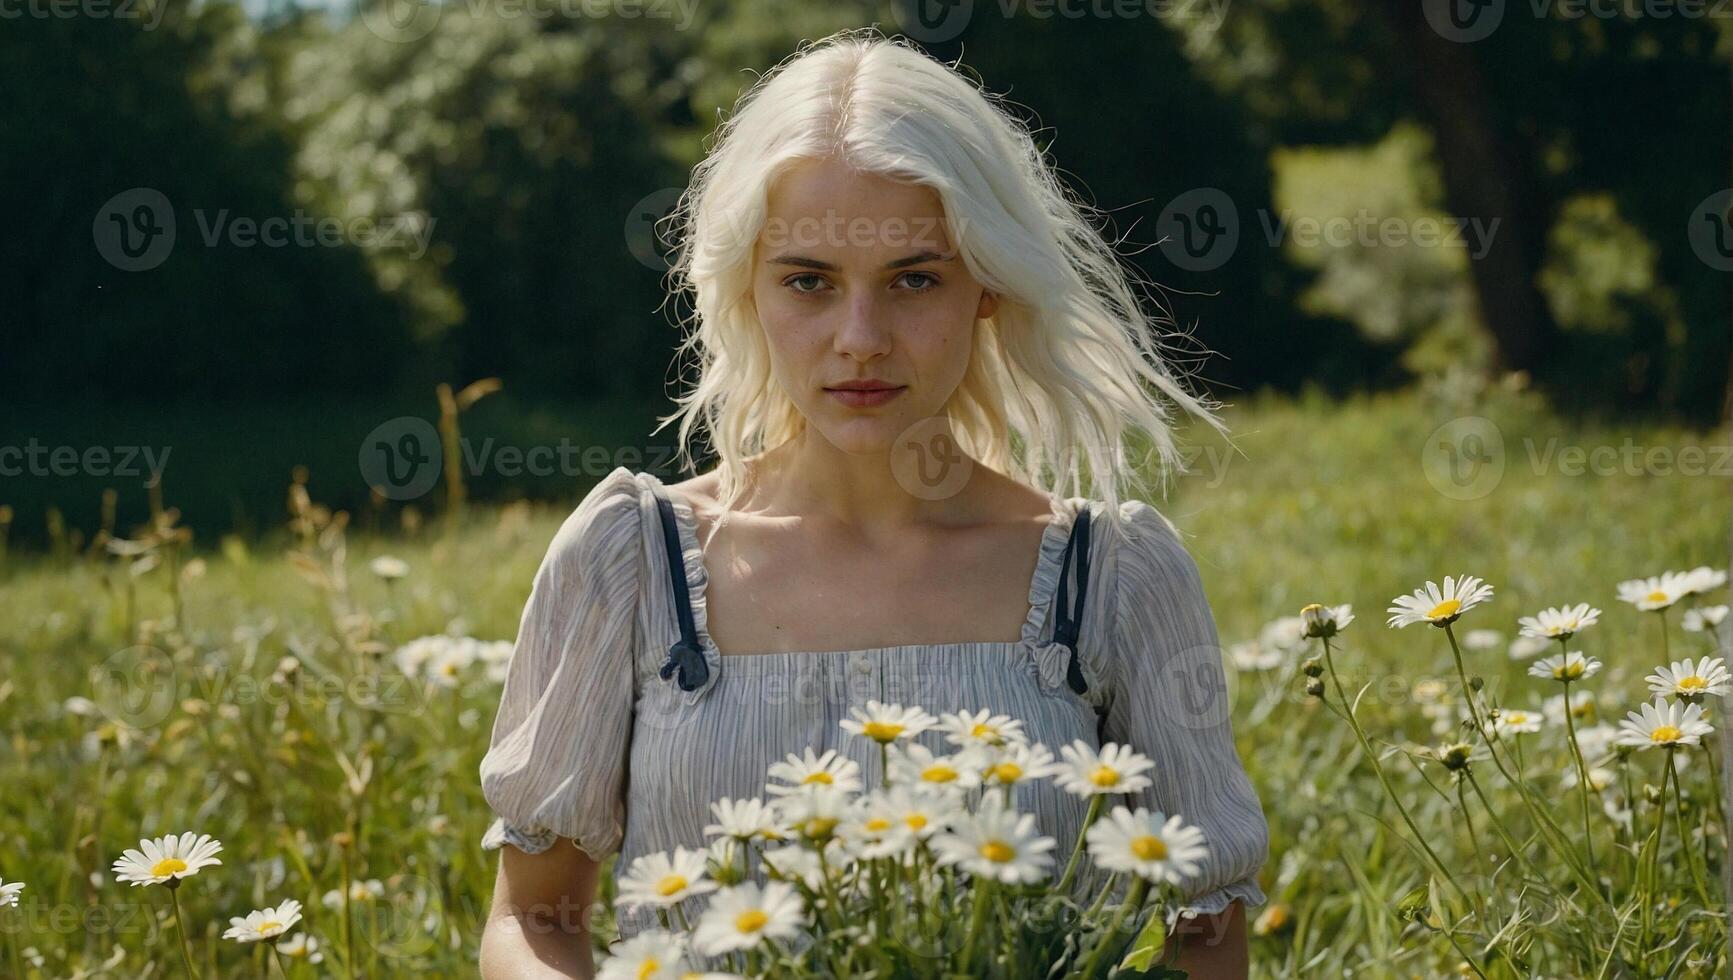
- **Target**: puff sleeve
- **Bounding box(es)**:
[1100,499,1271,922]
[478,466,643,860]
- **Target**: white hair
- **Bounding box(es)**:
[656,27,1231,519]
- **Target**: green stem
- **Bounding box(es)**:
[1667,749,1715,907]
[1322,638,1471,905]
[1076,877,1150,979]
[1558,676,1601,878]
[165,885,202,980]
[1056,795,1105,897]
[959,879,994,974]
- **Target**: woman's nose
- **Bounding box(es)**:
[832,290,892,361]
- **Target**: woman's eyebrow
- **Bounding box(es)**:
[764,250,955,270]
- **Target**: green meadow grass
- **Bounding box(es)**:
[0,383,1726,977]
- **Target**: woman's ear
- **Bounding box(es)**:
[976,290,998,320]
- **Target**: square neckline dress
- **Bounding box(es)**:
[478,466,1270,939]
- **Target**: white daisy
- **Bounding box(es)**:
[1617,572,1694,612]
[774,785,853,842]
[369,555,409,580]
[1541,691,1597,728]
[1560,766,1616,793]
[222,899,303,943]
[1258,616,1308,652]
[840,701,937,744]
[1518,603,1602,640]
[277,933,321,961]
[1300,603,1354,639]
[690,882,805,956]
[0,879,22,908]
[1616,697,1714,750]
[977,741,1062,788]
[1684,606,1729,632]
[1507,635,1551,661]
[887,743,983,791]
[759,840,843,890]
[1684,565,1729,597]
[597,930,691,980]
[1646,657,1733,700]
[112,832,224,887]
[879,784,959,843]
[836,793,911,860]
[1228,642,1284,672]
[931,796,1056,884]
[1386,575,1495,629]
[615,848,717,910]
[1053,741,1155,798]
[1461,628,1504,651]
[1573,722,1620,761]
[704,797,788,844]
[321,878,384,908]
[1528,651,1602,683]
[765,748,863,797]
[1084,806,1209,886]
[936,709,1027,749]
[1493,708,1543,736]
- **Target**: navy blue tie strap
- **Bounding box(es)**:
[1051,504,1094,696]
[649,483,709,692]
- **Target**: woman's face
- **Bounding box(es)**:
[750,156,997,455]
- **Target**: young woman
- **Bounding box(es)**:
[478,29,1269,979]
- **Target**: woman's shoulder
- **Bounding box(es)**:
[1082,496,1206,601]
[540,466,651,573]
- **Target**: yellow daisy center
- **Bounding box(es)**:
[970,722,995,738]
[151,858,188,878]
[1651,725,1683,743]
[993,762,1023,783]
[1506,713,1528,725]
[862,721,904,741]
[979,840,1015,863]
[735,909,768,934]
[1557,661,1584,679]
[865,817,891,832]
[904,814,928,831]
[1129,835,1168,861]
[258,920,281,935]
[802,772,834,785]
[921,766,958,783]
[804,818,838,838]
[1089,765,1120,787]
[1648,590,1669,604]
[1679,676,1707,691]
[655,875,688,897]
[638,959,661,980]
[1427,599,1462,620]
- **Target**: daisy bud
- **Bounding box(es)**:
[1437,743,1473,772]
[1643,784,1663,805]
[1469,675,1484,692]
[1304,678,1326,699]
[1302,657,1323,678]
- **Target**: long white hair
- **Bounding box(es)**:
[656,27,1230,520]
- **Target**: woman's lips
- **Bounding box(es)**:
[824,386,906,408]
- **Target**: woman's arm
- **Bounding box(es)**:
[1163,899,1249,979]
[480,839,604,980]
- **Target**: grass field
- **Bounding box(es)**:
[0,381,1728,977]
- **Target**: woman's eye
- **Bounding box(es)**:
[896,271,939,292]
[784,273,829,294]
